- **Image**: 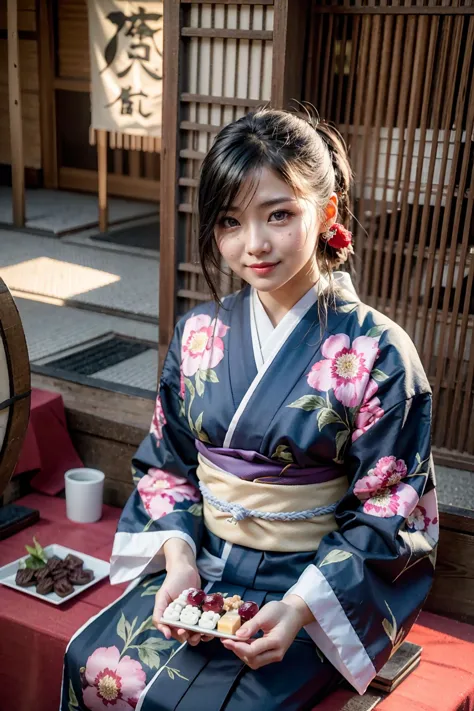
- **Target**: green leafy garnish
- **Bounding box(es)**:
[24,537,47,569]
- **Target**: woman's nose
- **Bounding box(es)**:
[245,224,270,255]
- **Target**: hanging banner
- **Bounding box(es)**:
[87,1,163,137]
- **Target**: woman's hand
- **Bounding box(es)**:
[153,538,214,646]
[220,595,314,670]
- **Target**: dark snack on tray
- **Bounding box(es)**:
[17,538,94,599]
[54,578,74,598]
[69,568,94,586]
[36,577,54,595]
[64,554,84,571]
[46,556,63,572]
[15,568,36,587]
[35,566,53,582]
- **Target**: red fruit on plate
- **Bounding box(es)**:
[238,601,259,621]
[187,588,205,606]
[202,593,224,613]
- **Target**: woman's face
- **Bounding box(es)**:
[214,167,336,297]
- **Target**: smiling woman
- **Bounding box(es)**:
[60,108,437,711]
[213,168,333,326]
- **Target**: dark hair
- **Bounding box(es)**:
[197,107,353,302]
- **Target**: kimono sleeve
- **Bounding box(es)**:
[110,323,203,585]
[285,336,438,695]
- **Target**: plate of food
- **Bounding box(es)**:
[160,589,260,641]
[0,537,109,605]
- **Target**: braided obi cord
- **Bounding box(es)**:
[198,482,340,525]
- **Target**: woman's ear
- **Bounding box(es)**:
[323,193,338,230]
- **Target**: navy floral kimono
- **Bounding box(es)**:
[61,273,438,711]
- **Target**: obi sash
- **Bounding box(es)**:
[196,452,348,553]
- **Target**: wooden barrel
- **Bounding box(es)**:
[0,278,30,499]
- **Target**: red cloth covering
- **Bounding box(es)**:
[14,388,83,495]
[1,494,474,711]
[316,612,474,711]
[0,493,125,711]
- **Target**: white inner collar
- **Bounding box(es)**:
[250,275,330,368]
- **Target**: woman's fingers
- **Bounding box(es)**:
[221,635,275,660]
[222,638,282,669]
[187,632,203,646]
[155,622,172,639]
[153,590,170,627]
[243,649,284,670]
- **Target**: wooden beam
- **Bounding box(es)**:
[311,5,474,14]
[181,28,273,40]
[7,0,25,227]
[97,129,108,232]
[59,167,160,203]
[159,0,181,375]
[181,93,262,108]
[180,0,274,4]
[53,78,92,93]
[271,0,310,110]
[37,0,57,188]
[426,527,474,626]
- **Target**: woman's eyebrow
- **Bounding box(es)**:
[227,196,297,211]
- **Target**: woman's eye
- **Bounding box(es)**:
[269,210,291,222]
[220,217,239,229]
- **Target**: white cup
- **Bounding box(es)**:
[64,468,105,523]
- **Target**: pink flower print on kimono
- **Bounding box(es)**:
[354,456,419,518]
[83,645,146,710]
[406,488,439,543]
[150,396,167,444]
[308,333,380,407]
[138,468,200,521]
[181,314,229,377]
[352,379,385,442]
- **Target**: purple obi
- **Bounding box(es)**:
[195,440,342,486]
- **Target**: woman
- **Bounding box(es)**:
[61,109,438,711]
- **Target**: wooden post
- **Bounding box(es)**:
[158,0,181,376]
[97,129,108,232]
[37,0,58,189]
[271,0,310,110]
[7,0,25,227]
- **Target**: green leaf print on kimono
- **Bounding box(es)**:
[180,314,229,440]
[382,601,406,657]
[288,331,388,462]
[79,608,184,710]
[68,680,79,711]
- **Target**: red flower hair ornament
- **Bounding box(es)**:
[323,223,353,250]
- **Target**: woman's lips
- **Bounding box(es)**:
[248,262,279,275]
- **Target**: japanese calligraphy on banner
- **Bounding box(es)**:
[87,1,163,137]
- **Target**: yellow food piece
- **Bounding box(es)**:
[223,595,243,611]
[217,612,242,634]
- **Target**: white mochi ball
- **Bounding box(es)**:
[198,611,220,630]
[163,603,182,622]
[179,604,202,625]
[176,589,191,606]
